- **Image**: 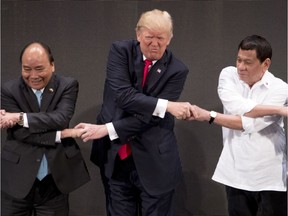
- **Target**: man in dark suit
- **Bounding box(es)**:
[76,9,191,215]
[0,42,90,216]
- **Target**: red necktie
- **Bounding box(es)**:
[118,59,153,160]
[142,59,153,86]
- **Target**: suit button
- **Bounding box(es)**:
[36,159,41,162]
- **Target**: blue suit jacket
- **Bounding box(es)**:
[1,74,90,199]
[91,39,188,196]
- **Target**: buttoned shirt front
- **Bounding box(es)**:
[212,66,288,191]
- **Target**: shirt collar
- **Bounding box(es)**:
[32,88,44,93]
[143,55,157,65]
[258,70,271,88]
[240,70,271,89]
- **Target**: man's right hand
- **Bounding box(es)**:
[166,101,193,120]
[0,110,19,128]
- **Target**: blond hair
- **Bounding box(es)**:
[136,9,173,39]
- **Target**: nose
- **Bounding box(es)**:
[151,37,159,46]
[29,70,39,78]
[237,62,245,70]
[29,70,40,77]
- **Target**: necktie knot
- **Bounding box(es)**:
[144,59,152,66]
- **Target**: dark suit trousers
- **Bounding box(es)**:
[226,186,287,216]
[109,156,175,216]
[1,175,69,216]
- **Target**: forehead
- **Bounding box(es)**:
[237,49,257,59]
[22,45,49,63]
[139,27,169,37]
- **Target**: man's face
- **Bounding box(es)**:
[137,27,171,61]
[236,49,270,87]
[21,44,54,90]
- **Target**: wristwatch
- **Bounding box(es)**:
[209,111,217,124]
[18,112,24,126]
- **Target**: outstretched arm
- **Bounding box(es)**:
[189,104,287,130]
[244,105,287,118]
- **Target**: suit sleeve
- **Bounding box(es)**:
[1,77,78,147]
[27,78,78,132]
[111,63,188,143]
[107,44,188,142]
[107,42,188,121]
[106,42,159,124]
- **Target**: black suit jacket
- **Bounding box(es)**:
[91,39,188,196]
[1,74,90,199]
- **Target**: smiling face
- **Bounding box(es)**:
[21,43,55,90]
[236,48,270,87]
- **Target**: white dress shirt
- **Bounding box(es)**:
[212,66,288,191]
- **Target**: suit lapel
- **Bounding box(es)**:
[145,52,168,92]
[41,75,57,112]
[20,80,40,112]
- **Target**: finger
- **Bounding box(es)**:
[75,123,85,129]
[83,135,91,142]
[186,116,195,121]
[81,132,88,140]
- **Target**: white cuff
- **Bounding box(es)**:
[56,131,61,143]
[153,99,168,118]
[106,122,119,141]
[23,113,28,128]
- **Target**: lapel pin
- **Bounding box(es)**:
[157,69,161,73]
[49,88,54,93]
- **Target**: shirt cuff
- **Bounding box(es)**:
[24,113,61,142]
[106,122,119,141]
[153,99,168,118]
[23,113,28,128]
[56,131,61,143]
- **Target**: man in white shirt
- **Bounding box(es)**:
[189,35,287,216]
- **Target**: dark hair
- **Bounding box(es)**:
[238,35,272,63]
[19,41,54,64]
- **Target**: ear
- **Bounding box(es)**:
[166,34,173,46]
[51,62,55,72]
[136,31,141,42]
[262,58,271,70]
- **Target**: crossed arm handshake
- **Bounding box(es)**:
[1,101,287,142]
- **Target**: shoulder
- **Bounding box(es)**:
[219,66,238,80]
[2,77,22,91]
[110,39,140,55]
[220,66,237,75]
[265,71,288,89]
[50,74,79,94]
[164,51,189,75]
[109,39,140,60]
[53,74,78,86]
